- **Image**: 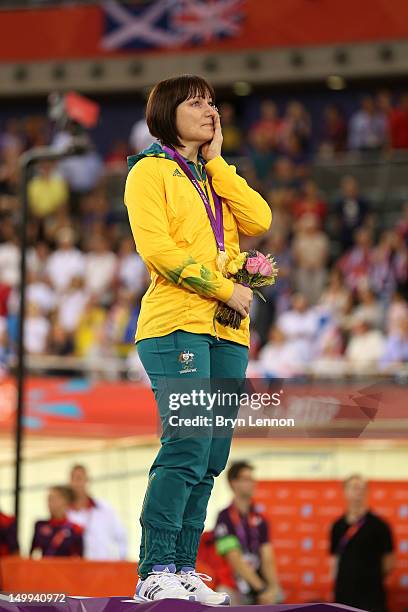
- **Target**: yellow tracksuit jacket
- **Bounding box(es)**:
[124,144,272,347]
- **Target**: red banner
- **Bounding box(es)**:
[2,0,408,62]
[254,480,408,611]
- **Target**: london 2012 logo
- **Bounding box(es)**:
[178,350,197,374]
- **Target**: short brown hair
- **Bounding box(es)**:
[227,461,254,483]
[50,485,76,505]
[146,74,215,148]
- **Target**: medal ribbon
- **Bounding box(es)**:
[163,145,225,252]
[338,515,366,553]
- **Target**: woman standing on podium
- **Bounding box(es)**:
[124,74,272,604]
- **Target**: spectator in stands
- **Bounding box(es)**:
[0,217,20,288]
[26,269,56,317]
[345,316,385,375]
[350,282,383,330]
[30,485,83,558]
[46,226,84,294]
[348,96,388,152]
[330,474,394,612]
[27,160,69,220]
[56,276,89,340]
[214,461,280,606]
[247,131,277,182]
[375,236,407,310]
[257,324,307,378]
[74,297,108,359]
[129,116,155,153]
[319,104,347,155]
[276,293,319,365]
[292,214,330,305]
[117,236,148,294]
[319,268,351,321]
[25,301,50,355]
[249,100,281,151]
[337,227,374,291]
[84,234,117,300]
[280,100,311,154]
[335,175,370,251]
[292,179,327,227]
[105,287,140,358]
[379,313,408,372]
[67,464,128,560]
[386,291,408,334]
[0,509,19,556]
[389,93,408,150]
[268,157,300,191]
[219,102,243,155]
[310,326,346,378]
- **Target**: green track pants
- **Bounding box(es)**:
[136,330,248,578]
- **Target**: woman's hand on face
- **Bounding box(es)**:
[201,110,223,162]
[225,283,253,318]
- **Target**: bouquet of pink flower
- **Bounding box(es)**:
[215,249,278,329]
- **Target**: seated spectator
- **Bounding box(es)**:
[27,160,69,219]
[389,93,408,150]
[350,282,383,330]
[319,104,347,154]
[219,102,243,155]
[46,226,84,294]
[27,242,51,280]
[74,297,108,359]
[0,219,20,288]
[249,100,281,150]
[268,157,300,191]
[265,189,293,242]
[337,227,374,292]
[30,486,83,558]
[386,292,408,334]
[247,131,277,183]
[117,236,148,294]
[335,176,370,251]
[26,269,56,316]
[214,462,280,606]
[370,230,408,301]
[292,214,330,305]
[279,100,311,154]
[0,509,19,556]
[25,301,50,355]
[84,234,117,300]
[319,268,351,321]
[56,276,89,339]
[348,96,388,152]
[345,317,385,375]
[292,179,327,227]
[257,325,309,378]
[0,140,20,197]
[67,464,128,560]
[379,314,408,372]
[105,288,140,357]
[276,293,319,364]
[311,326,346,378]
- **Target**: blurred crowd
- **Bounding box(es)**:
[0,89,407,380]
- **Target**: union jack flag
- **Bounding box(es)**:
[101,0,246,51]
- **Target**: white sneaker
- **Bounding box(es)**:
[134,563,196,603]
[179,566,231,605]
